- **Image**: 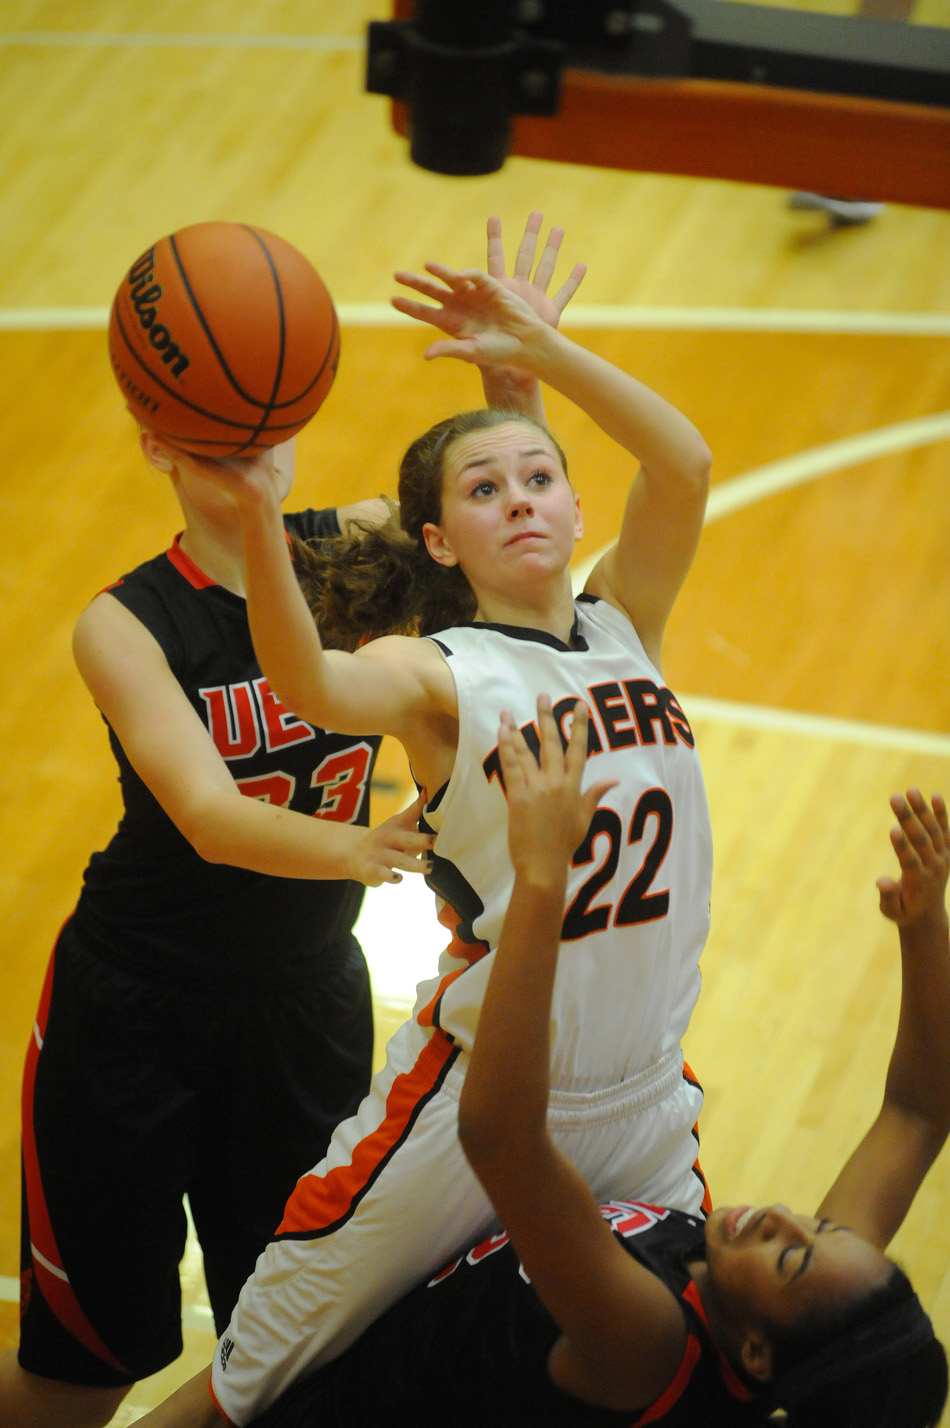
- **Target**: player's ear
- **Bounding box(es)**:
[422,521,459,568]
[139,426,175,474]
[740,1329,773,1384]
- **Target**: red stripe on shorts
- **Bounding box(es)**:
[21,929,128,1372]
[276,1027,458,1236]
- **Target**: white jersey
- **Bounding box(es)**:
[413,594,712,1093]
[209,595,714,1425]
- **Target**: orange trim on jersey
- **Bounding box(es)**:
[414,907,487,1030]
[683,1060,713,1216]
[414,963,468,1029]
[632,1333,702,1425]
[693,1162,713,1217]
[21,927,128,1373]
[683,1280,755,1401]
[277,1028,458,1236]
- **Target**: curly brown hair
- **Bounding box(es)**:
[293,407,568,647]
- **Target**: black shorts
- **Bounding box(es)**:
[18,920,373,1386]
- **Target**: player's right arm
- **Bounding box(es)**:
[457,700,689,1416]
[204,457,455,743]
[816,789,950,1249]
[73,593,432,886]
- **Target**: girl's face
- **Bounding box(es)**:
[704,1204,891,1346]
[421,421,582,600]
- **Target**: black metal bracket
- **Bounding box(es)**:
[366,0,950,175]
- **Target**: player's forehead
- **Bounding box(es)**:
[443,421,562,478]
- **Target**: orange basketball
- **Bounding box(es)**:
[108,221,339,457]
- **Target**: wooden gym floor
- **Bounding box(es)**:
[0,2,949,1421]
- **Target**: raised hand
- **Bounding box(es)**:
[479,211,586,412]
[149,436,292,514]
[486,211,586,330]
[498,696,617,888]
[877,789,950,928]
[392,264,550,370]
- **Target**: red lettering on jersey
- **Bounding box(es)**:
[236,772,296,806]
[312,744,373,824]
[200,683,261,759]
[600,1200,670,1238]
[427,1257,463,1287]
[663,691,696,749]
[466,1230,510,1265]
[254,677,315,751]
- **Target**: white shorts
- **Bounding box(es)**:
[211,1021,707,1425]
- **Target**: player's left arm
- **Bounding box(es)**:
[580,368,711,670]
[393,261,710,670]
[816,789,950,1249]
[457,699,688,1413]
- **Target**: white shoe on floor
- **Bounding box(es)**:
[789,192,885,225]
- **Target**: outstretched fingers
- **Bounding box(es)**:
[530,225,564,292]
[485,211,584,310]
[877,789,950,925]
[893,789,943,865]
[513,210,548,281]
[551,260,588,317]
[486,213,506,278]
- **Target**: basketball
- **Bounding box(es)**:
[108,221,339,457]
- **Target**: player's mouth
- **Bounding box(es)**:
[724,1205,758,1241]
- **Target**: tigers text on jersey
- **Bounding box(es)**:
[416,595,713,1091]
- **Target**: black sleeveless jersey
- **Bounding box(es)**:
[250,1201,761,1428]
[71,510,381,990]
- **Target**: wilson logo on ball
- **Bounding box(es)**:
[108,221,340,457]
[126,250,191,378]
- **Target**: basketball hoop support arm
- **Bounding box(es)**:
[366,0,950,207]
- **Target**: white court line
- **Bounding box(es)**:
[561,307,950,336]
[704,412,950,523]
[572,411,950,589]
[679,696,950,758]
[0,31,363,51]
[4,305,950,335]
